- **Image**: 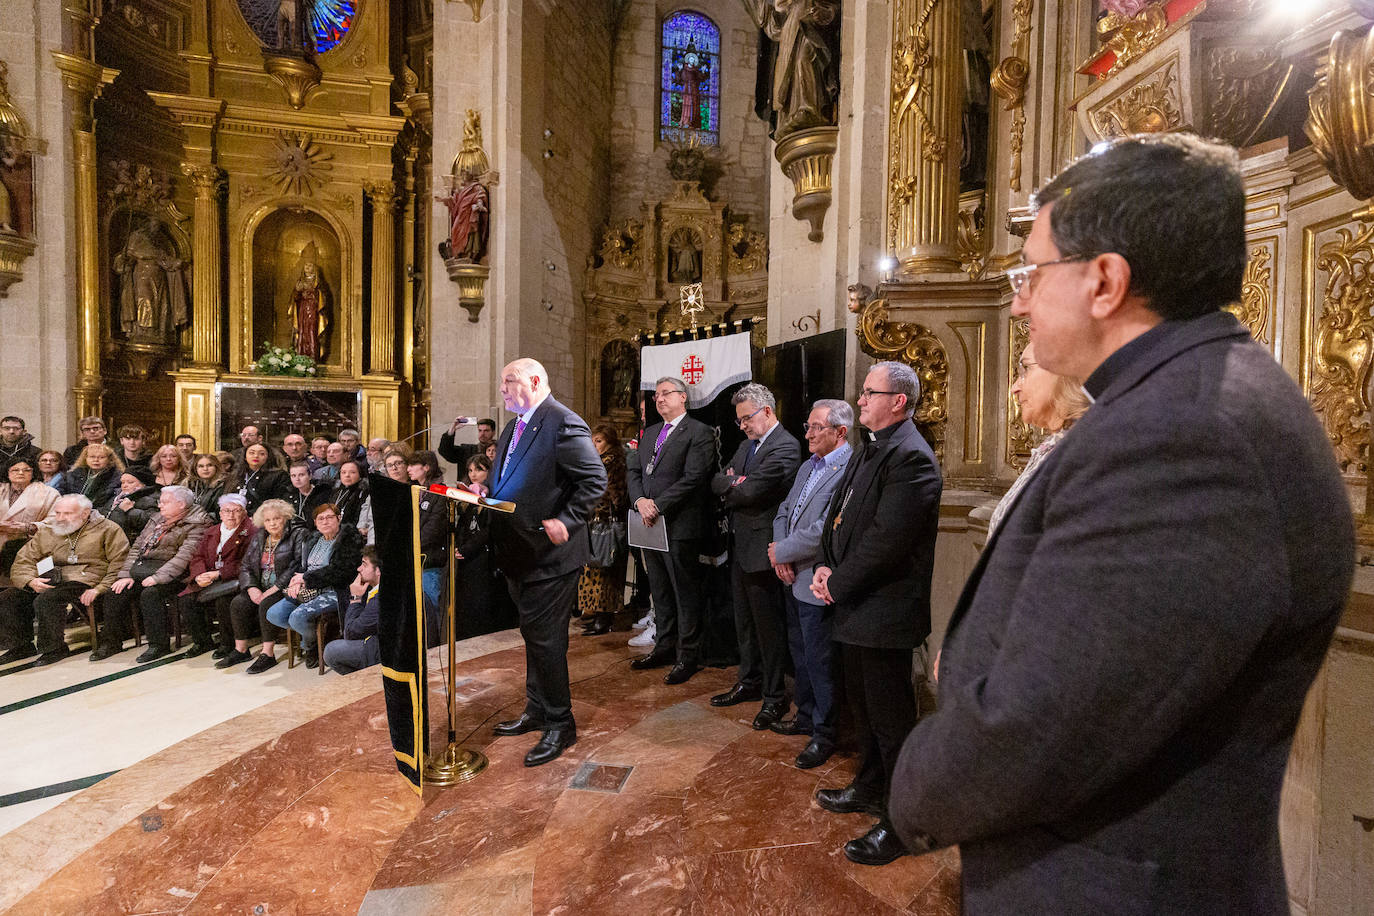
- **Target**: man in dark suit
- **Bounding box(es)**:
[625,376,716,680]
[709,383,800,724]
[890,135,1355,913]
[811,360,942,867]
[486,358,607,767]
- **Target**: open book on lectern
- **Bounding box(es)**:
[425,483,517,514]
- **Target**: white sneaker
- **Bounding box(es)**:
[627,624,656,648]
[632,610,653,630]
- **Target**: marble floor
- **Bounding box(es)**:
[0,625,960,915]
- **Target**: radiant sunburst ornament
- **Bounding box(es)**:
[267,133,333,196]
[679,281,705,330]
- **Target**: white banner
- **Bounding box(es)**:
[640,332,753,408]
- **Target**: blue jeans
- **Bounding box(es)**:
[785,590,835,744]
[265,592,340,650]
[422,568,443,610]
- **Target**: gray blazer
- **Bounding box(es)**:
[711,424,801,573]
[771,444,850,602]
[890,312,1355,915]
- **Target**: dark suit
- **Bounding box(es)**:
[626,414,715,664]
[488,396,606,727]
[711,423,801,702]
[819,419,942,814]
[890,312,1355,914]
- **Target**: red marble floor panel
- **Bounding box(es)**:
[684,843,910,916]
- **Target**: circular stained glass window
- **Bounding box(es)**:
[234,0,356,54]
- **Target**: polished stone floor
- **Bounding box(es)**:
[0,626,960,915]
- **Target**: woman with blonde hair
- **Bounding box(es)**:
[61,443,124,513]
[150,444,192,487]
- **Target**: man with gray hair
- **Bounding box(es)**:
[708,383,801,722]
[0,494,130,665]
[93,485,212,663]
[768,398,853,768]
[810,359,942,866]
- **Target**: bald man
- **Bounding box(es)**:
[485,358,607,767]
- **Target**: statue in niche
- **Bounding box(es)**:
[436,167,490,263]
[287,242,331,360]
[668,227,702,284]
[276,0,307,51]
[600,340,637,414]
[743,0,842,138]
[114,220,189,344]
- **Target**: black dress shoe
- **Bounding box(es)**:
[211,646,231,660]
[215,649,253,669]
[184,643,212,658]
[795,738,835,770]
[663,662,700,685]
[581,613,612,636]
[815,785,885,816]
[630,651,674,670]
[493,713,544,736]
[709,683,762,707]
[136,645,170,664]
[304,647,319,669]
[89,642,124,661]
[0,644,37,664]
[34,646,71,667]
[844,822,907,866]
[524,725,577,767]
[769,717,812,736]
[752,701,788,731]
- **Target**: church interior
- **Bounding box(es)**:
[1,0,1373,913]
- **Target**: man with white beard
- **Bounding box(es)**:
[0,495,130,665]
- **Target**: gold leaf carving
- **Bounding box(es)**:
[598,219,644,272]
[266,133,333,197]
[1204,45,1292,148]
[857,298,949,460]
[956,204,986,281]
[1090,57,1182,138]
[1006,316,1039,470]
[1096,0,1170,77]
[1311,219,1374,473]
[1224,245,1271,344]
[727,220,768,275]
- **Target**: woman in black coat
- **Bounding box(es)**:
[218,498,303,670]
[61,443,124,513]
[262,504,364,669]
[189,452,228,522]
[330,459,369,529]
[106,466,162,542]
[226,443,292,515]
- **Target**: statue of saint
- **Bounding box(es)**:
[675,40,709,130]
[744,0,841,138]
[113,220,189,345]
[668,228,702,284]
[435,167,490,263]
[287,244,331,360]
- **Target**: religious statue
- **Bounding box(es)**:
[847,282,873,314]
[113,220,189,345]
[436,167,490,263]
[287,243,331,360]
[276,0,305,51]
[743,0,842,138]
[668,227,702,284]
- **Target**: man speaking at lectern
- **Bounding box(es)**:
[485,358,607,767]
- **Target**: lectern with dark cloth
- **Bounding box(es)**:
[371,473,514,794]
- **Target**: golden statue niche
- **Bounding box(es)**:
[250,210,342,366]
[286,242,331,361]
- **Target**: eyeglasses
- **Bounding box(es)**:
[1006,256,1092,297]
[736,407,766,427]
[859,388,900,399]
[801,423,838,434]
[1014,360,1039,381]
[654,389,685,400]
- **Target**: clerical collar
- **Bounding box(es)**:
[865,421,904,442]
[1082,319,1174,400]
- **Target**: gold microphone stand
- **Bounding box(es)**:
[423,495,488,785]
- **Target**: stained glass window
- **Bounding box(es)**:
[309,0,357,53]
[660,11,720,147]
[232,0,355,54]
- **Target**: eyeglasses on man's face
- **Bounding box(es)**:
[858,388,899,400]
[801,423,837,434]
[736,406,766,427]
[654,389,685,401]
[1006,255,1092,298]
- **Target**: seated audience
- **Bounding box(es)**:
[62,443,123,512]
[313,441,345,482]
[106,465,162,543]
[215,450,237,479]
[116,425,151,469]
[63,416,108,468]
[365,437,391,471]
[289,459,335,529]
[227,442,292,514]
[231,425,282,471]
[36,450,66,492]
[0,458,60,579]
[322,546,383,675]
[307,437,331,474]
[337,427,365,463]
[0,494,130,665]
[281,433,310,467]
[332,459,368,531]
[0,416,41,472]
[189,452,227,522]
[406,450,448,608]
[178,494,255,658]
[382,450,410,483]
[92,485,211,663]
[173,434,197,464]
[263,503,363,670]
[151,444,192,487]
[219,499,302,670]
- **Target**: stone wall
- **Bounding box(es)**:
[0,5,80,448]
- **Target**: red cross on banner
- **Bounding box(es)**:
[681,354,705,385]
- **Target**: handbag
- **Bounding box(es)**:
[196,579,241,603]
[129,558,162,582]
[587,517,625,569]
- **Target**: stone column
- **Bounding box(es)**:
[181,164,224,366]
[888,0,963,274]
[365,180,398,376]
[50,50,116,420]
